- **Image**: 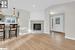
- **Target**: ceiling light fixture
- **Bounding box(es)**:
[49,12,55,15]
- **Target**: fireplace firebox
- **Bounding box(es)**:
[33,24,41,30]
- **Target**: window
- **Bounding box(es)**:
[55,17,60,24]
[0,0,8,8]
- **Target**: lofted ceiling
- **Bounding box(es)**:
[9,0,75,12]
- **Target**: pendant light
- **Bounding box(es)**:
[0,3,2,14]
[12,8,16,17]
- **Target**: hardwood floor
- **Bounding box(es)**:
[0,33,75,50]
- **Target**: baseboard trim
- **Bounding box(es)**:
[65,36,75,40]
[19,33,29,35]
[50,30,65,34]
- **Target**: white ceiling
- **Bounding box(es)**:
[10,0,75,12]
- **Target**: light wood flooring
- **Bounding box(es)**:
[0,33,75,50]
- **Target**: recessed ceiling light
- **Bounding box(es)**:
[32,4,36,8]
[50,12,55,15]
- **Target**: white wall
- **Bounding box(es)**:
[30,11,45,20]
[45,2,75,40]
[65,3,75,39]
[18,9,30,35]
[44,10,50,34]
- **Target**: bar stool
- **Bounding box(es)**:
[9,24,18,38]
[0,24,5,40]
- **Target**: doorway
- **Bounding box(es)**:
[50,14,64,33]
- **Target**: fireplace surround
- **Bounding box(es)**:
[31,20,44,33]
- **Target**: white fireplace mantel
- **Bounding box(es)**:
[30,20,44,33]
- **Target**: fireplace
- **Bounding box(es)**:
[33,24,41,30]
[31,20,44,33]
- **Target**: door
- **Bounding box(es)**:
[50,14,64,32]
